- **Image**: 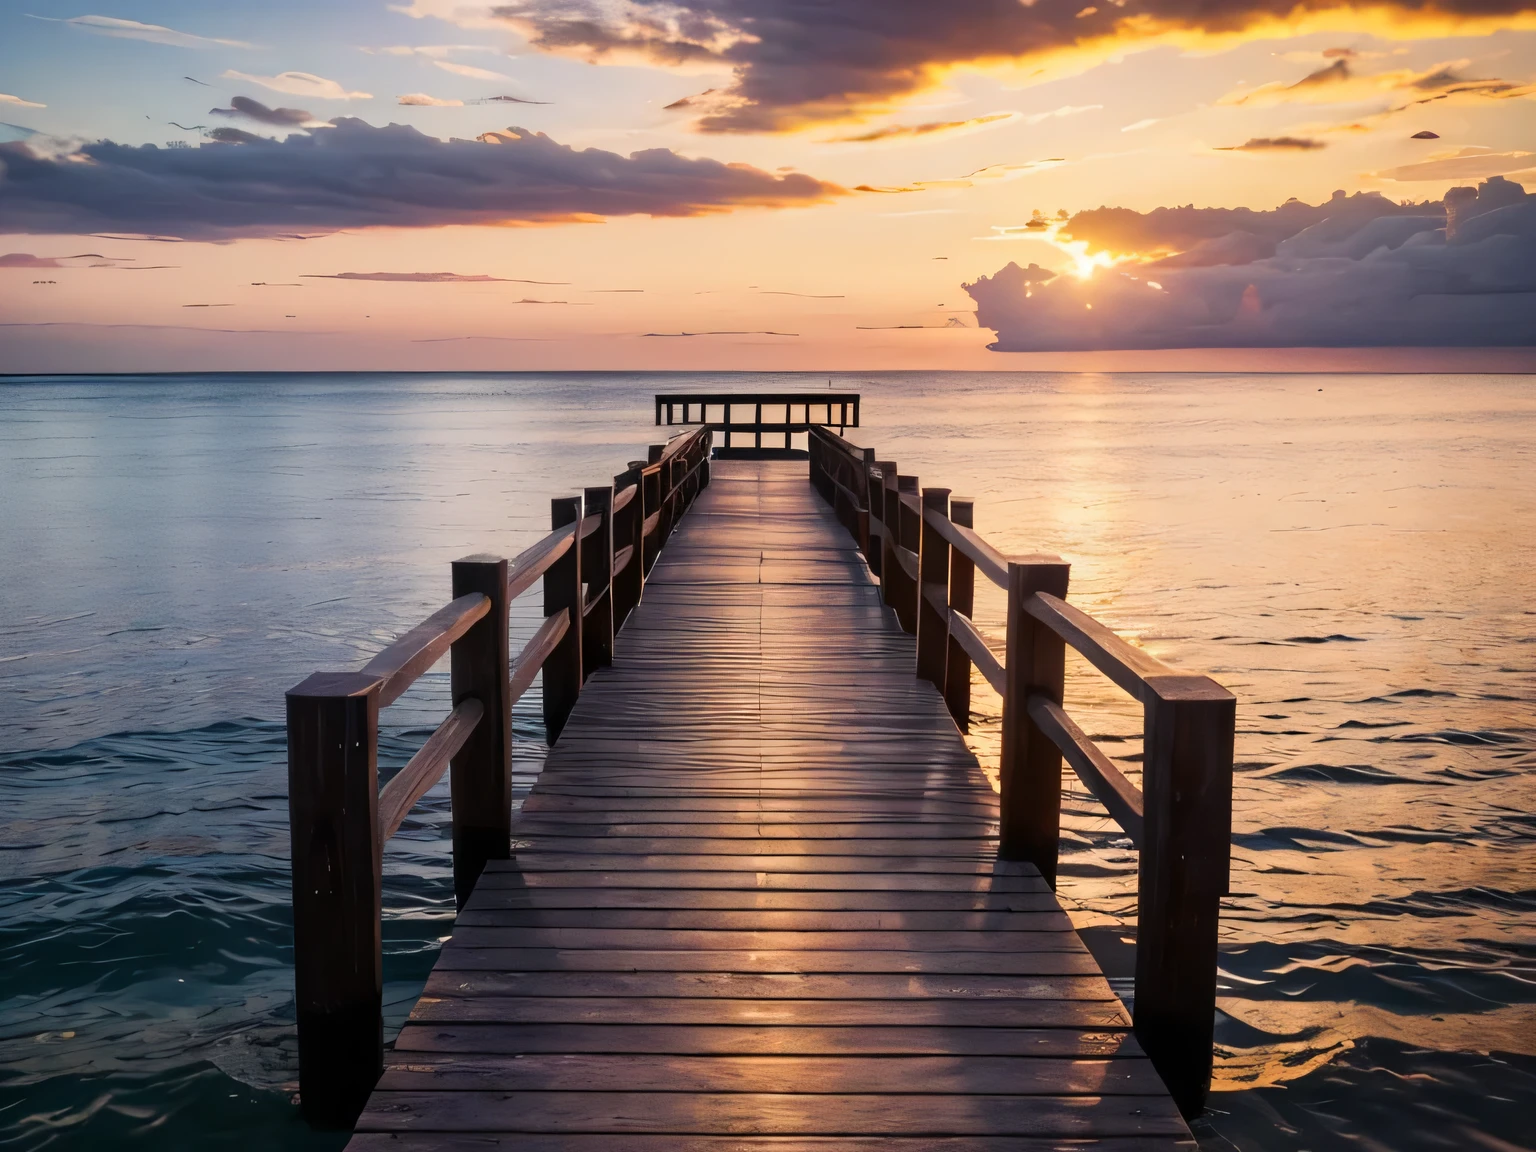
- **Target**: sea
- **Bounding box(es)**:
[0,371,1531,1151]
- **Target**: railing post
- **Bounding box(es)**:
[543,496,583,742]
[866,462,886,580]
[878,462,899,614]
[615,463,645,630]
[641,463,662,575]
[943,498,975,730]
[449,554,511,909]
[286,670,384,1128]
[916,488,950,689]
[1135,675,1235,1118]
[582,486,614,675]
[999,556,1071,881]
[894,475,920,634]
[856,448,875,561]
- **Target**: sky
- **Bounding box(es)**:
[1,0,1534,371]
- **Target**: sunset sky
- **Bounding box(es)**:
[2,0,1533,371]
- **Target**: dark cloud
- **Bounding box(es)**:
[1413,129,1442,138]
[211,96,315,126]
[1,251,133,267]
[0,119,843,239]
[1,252,66,267]
[303,271,569,283]
[1219,136,1327,151]
[206,126,268,144]
[965,178,1536,349]
[484,0,1536,131]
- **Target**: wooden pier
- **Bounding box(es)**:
[286,396,1233,1147]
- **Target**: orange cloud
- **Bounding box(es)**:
[418,0,1536,131]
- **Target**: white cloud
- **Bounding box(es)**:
[223,71,373,101]
[0,93,46,109]
[1022,104,1101,125]
[1121,117,1161,132]
[36,14,252,49]
[433,60,514,81]
[1375,148,1535,183]
[399,92,465,106]
[368,44,500,58]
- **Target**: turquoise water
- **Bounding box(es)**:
[1,372,1532,1149]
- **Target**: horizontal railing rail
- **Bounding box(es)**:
[808,425,1235,1121]
[285,422,712,1128]
[656,390,860,454]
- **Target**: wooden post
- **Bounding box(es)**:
[894,476,920,634]
[1135,675,1236,1118]
[542,496,582,742]
[865,462,885,580]
[449,554,511,909]
[916,488,950,689]
[286,670,384,1128]
[943,499,975,730]
[878,463,899,614]
[998,556,1071,881]
[641,464,662,575]
[581,486,614,676]
[856,448,875,562]
[615,464,645,630]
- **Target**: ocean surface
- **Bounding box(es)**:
[0,371,1531,1151]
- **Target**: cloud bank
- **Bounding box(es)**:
[396,0,1536,130]
[0,119,843,240]
[965,178,1536,349]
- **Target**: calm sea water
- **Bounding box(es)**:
[1,371,1531,1151]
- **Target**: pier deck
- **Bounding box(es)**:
[346,461,1195,1149]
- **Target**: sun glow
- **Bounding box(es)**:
[1045,226,1137,279]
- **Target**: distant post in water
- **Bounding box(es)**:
[943,499,975,730]
[286,670,384,1128]
[449,554,511,909]
[999,556,1070,882]
[543,496,583,741]
[916,487,950,689]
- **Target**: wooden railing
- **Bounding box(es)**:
[284,424,712,1127]
[809,425,1236,1119]
[656,390,860,454]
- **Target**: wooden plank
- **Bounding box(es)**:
[351,1137,1195,1151]
[431,949,1107,975]
[393,1024,1135,1057]
[420,971,1114,1000]
[354,1091,1187,1135]
[375,1054,1167,1094]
